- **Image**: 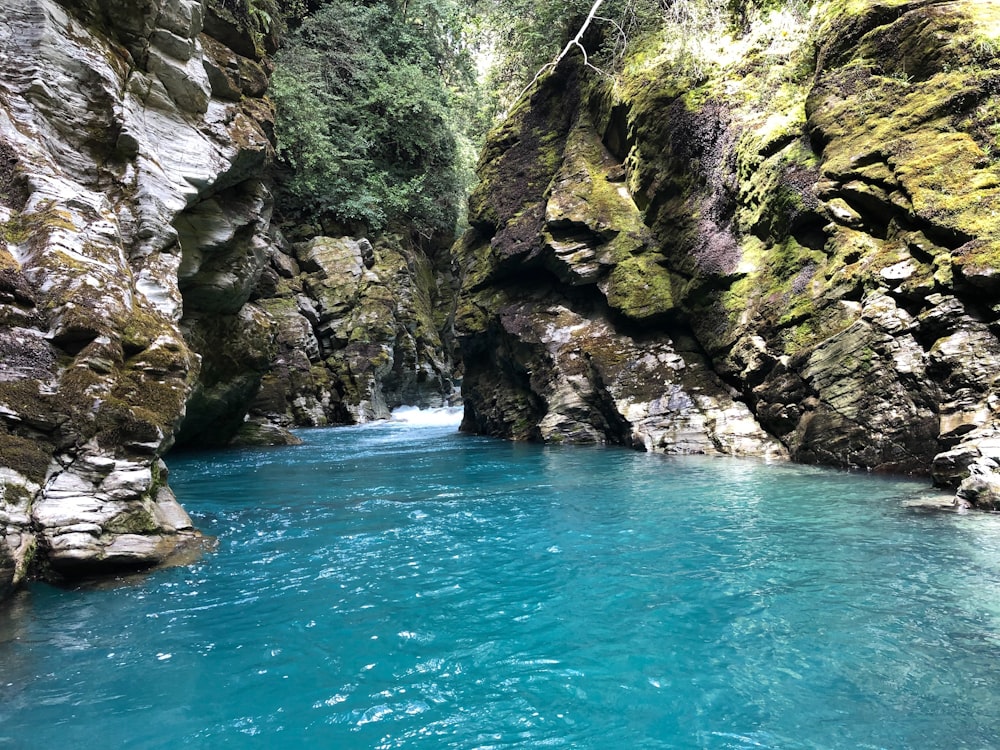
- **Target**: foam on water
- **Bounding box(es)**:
[2,423,998,749]
[389,405,464,428]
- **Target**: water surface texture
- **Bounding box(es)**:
[3,415,1000,749]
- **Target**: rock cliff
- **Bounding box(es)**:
[0,0,278,583]
[172,224,459,449]
[455,0,1000,506]
[235,231,459,441]
[0,0,461,592]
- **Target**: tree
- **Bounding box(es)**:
[511,0,609,106]
[269,0,793,239]
[270,0,477,241]
[472,0,671,114]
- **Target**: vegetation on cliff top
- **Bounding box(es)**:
[265,0,818,243]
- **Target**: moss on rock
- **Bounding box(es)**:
[601,253,678,322]
[0,432,51,483]
[454,0,1000,475]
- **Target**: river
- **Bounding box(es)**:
[2,410,999,748]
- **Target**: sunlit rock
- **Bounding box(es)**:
[0,0,275,589]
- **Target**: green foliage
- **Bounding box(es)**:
[269,0,819,239]
[270,0,477,240]
[474,0,819,112]
[728,0,815,29]
[211,0,288,54]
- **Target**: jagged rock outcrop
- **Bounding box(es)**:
[239,232,459,439]
[0,0,275,586]
[457,66,784,458]
[456,0,1000,505]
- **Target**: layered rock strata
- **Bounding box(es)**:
[456,0,1000,507]
[0,0,275,585]
[236,233,459,442]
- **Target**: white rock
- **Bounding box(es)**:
[100,469,153,495]
[104,534,168,562]
[0,0,274,580]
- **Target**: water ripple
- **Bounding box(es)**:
[2,427,999,748]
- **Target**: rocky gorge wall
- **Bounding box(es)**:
[0,0,458,594]
[0,0,282,586]
[229,231,459,444]
[1,0,998,598]
[455,0,1000,507]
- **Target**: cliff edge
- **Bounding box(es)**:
[0,0,462,593]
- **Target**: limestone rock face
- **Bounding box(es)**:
[456,0,1000,497]
[0,0,275,586]
[461,294,784,458]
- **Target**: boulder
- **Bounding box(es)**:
[956,458,1000,511]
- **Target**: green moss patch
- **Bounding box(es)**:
[602,254,678,322]
[0,380,60,428]
[105,506,160,535]
[0,432,51,483]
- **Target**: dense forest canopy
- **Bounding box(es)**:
[236,0,814,242]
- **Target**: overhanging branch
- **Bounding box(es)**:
[511,0,610,107]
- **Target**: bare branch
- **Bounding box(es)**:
[595,15,627,47]
[511,0,609,107]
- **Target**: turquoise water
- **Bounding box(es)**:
[3,415,1000,749]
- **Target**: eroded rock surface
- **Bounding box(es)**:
[0,0,274,585]
[456,0,1000,506]
[0,0,463,591]
[241,233,459,436]
[457,67,784,459]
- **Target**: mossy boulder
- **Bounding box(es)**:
[0,432,53,483]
